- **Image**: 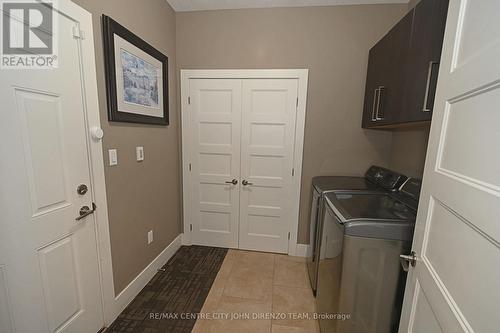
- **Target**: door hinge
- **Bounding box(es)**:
[190,224,193,232]
[72,26,85,39]
[188,96,191,105]
[189,163,192,171]
[288,232,290,240]
[292,168,295,176]
[296,97,299,109]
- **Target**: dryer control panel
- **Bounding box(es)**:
[365,166,407,191]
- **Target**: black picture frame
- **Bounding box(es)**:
[102,15,169,125]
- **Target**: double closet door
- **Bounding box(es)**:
[187,78,299,253]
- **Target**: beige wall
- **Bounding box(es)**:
[73,0,181,294]
[408,0,421,8]
[176,4,408,244]
[389,127,430,178]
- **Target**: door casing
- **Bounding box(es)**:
[180,69,309,256]
[59,2,118,326]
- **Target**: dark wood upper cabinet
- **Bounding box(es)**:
[362,0,449,129]
[401,0,449,123]
[362,34,387,128]
[362,11,413,128]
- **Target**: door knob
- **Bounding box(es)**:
[400,251,417,272]
[225,179,238,185]
[242,180,253,186]
[76,203,96,221]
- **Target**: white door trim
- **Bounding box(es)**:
[63,1,115,326]
[180,69,309,256]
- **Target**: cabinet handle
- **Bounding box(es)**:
[376,86,385,120]
[371,88,380,121]
[422,61,439,112]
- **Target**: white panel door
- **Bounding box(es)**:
[0,3,103,333]
[399,1,500,332]
[239,79,298,253]
[189,79,241,248]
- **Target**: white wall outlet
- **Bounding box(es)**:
[136,146,144,162]
[147,230,154,244]
[108,149,118,166]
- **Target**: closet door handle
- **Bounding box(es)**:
[242,180,253,186]
[225,179,238,185]
[371,88,380,121]
[423,61,439,112]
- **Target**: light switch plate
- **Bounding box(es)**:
[136,146,144,162]
[147,230,154,244]
[108,149,118,166]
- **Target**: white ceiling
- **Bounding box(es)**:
[166,0,409,12]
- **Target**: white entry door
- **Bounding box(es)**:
[188,79,242,248]
[239,79,298,253]
[185,76,302,253]
[399,1,500,332]
[0,2,104,333]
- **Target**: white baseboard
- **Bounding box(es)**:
[295,243,311,257]
[108,233,183,325]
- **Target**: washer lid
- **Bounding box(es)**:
[325,192,416,241]
[325,192,416,221]
[312,176,378,194]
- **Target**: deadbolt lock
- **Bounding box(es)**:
[77,184,88,195]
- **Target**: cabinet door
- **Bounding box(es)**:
[362,39,388,128]
[362,11,413,128]
[376,10,413,125]
[400,0,449,123]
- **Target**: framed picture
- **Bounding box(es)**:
[102,15,169,125]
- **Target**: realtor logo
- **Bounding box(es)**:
[1,0,58,69]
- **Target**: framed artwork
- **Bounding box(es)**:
[102,15,169,125]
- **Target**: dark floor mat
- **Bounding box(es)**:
[106,245,228,333]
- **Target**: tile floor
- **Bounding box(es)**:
[192,249,319,333]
